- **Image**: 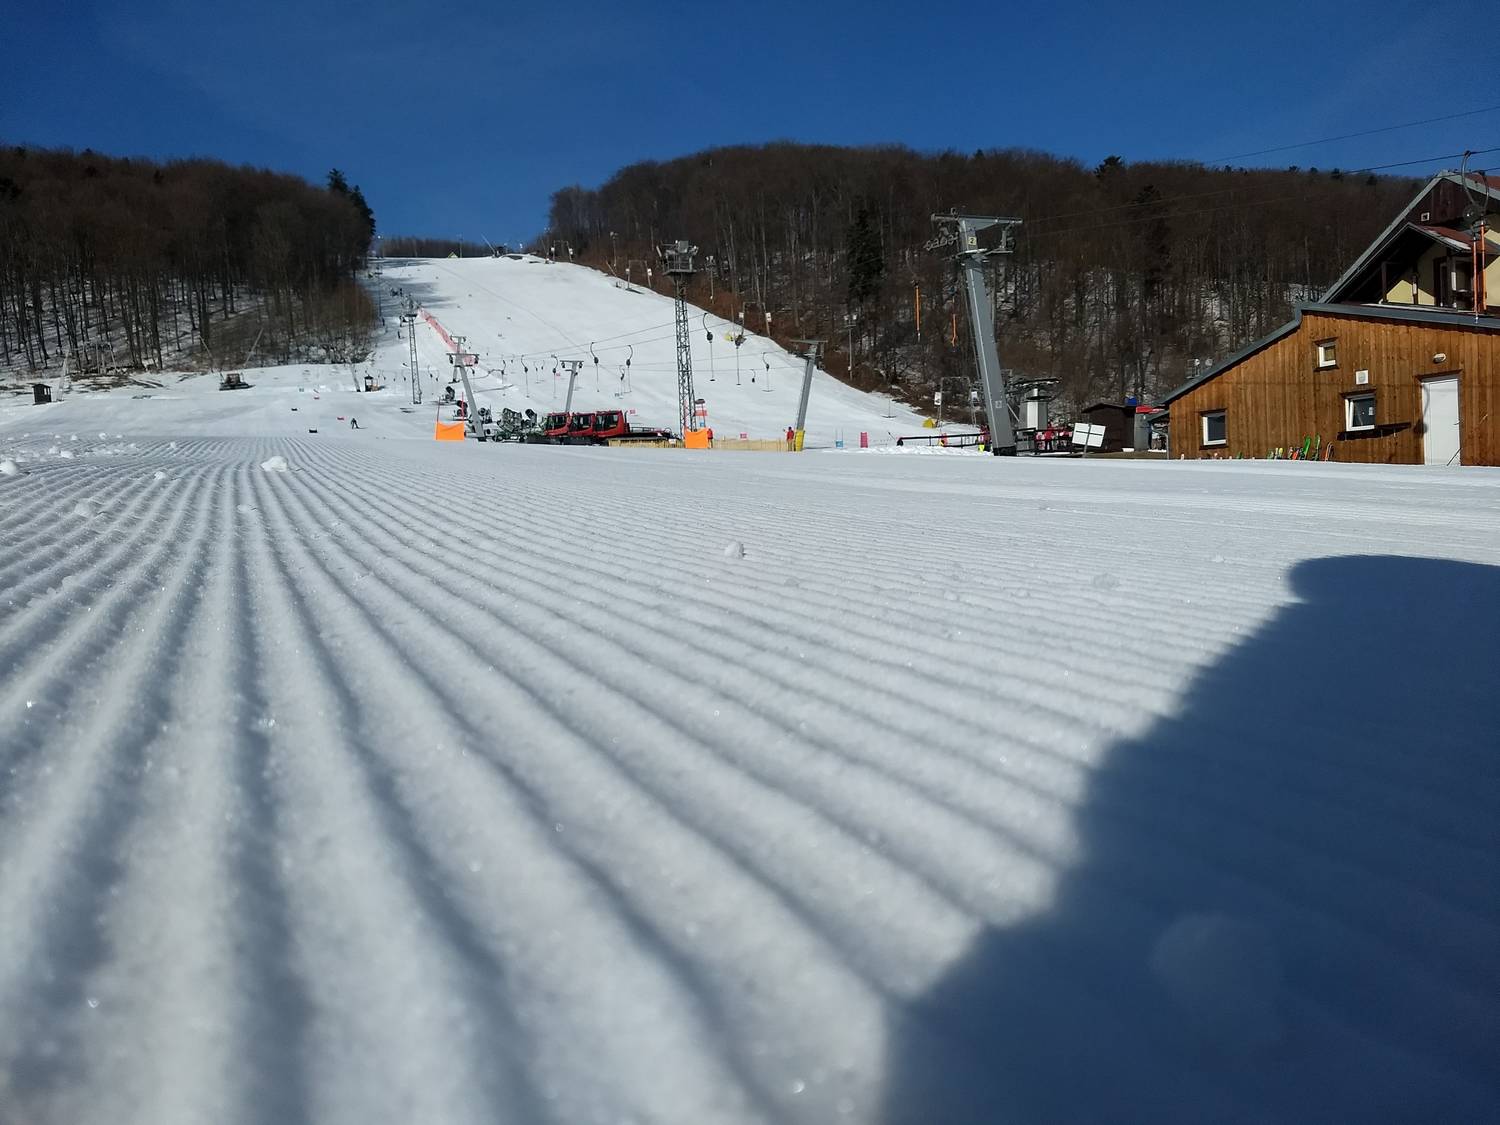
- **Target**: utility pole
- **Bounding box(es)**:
[846,311,857,382]
[927,213,1022,455]
[661,240,699,435]
[702,312,715,382]
[734,309,744,385]
[791,339,823,445]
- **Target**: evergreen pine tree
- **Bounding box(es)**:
[349,185,376,244]
[846,208,884,307]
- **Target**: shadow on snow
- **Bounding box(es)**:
[882,554,1499,1124]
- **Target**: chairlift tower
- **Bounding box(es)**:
[791,339,824,438]
[448,334,481,436]
[927,213,1022,455]
[559,359,584,413]
[661,240,700,435]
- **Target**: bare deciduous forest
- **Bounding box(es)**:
[0,146,377,378]
[545,143,1419,408]
[379,236,497,259]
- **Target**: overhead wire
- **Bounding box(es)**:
[500,308,758,362]
[506,319,680,360]
[1202,105,1500,164]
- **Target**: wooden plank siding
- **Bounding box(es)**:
[1167,311,1500,465]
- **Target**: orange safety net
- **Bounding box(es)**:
[434,420,466,441]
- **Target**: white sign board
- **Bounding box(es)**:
[1072,422,1106,449]
[933,391,943,406]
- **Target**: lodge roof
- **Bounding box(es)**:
[1162,302,1500,405]
[1321,170,1498,303]
[1416,223,1476,251]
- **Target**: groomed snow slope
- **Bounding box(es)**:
[0,256,930,450]
[380,256,930,445]
[0,427,1497,1124]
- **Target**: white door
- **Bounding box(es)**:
[1421,376,1461,465]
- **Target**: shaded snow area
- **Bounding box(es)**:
[0,429,1497,1125]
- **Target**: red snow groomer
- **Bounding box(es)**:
[525,410,673,446]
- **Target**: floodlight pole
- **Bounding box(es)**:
[929,213,1022,455]
[661,240,699,435]
[402,304,421,404]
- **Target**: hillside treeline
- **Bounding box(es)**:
[0,146,377,375]
[547,143,1418,408]
[380,236,498,258]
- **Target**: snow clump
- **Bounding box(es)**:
[0,459,19,476]
[723,540,745,559]
[260,456,290,473]
[72,499,98,519]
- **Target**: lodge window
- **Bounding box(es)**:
[1453,260,1475,307]
[1201,410,1227,446]
[1345,392,1376,432]
[1316,339,1338,368]
[1431,258,1475,309]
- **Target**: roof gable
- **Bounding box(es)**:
[1322,171,1498,303]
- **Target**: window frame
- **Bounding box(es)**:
[1315,339,1338,369]
[1344,391,1376,432]
[1200,409,1228,447]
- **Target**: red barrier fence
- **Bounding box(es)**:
[420,310,457,352]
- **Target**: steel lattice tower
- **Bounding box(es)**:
[402,302,421,404]
[662,241,699,434]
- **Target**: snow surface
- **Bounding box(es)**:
[377,256,930,446]
[0,269,1497,1124]
[2,258,932,453]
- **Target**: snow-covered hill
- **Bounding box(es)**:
[379,255,928,445]
[1,300,1498,1123]
[1,257,930,450]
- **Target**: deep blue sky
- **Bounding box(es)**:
[5,0,1495,240]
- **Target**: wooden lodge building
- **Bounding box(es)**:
[1163,171,1499,465]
